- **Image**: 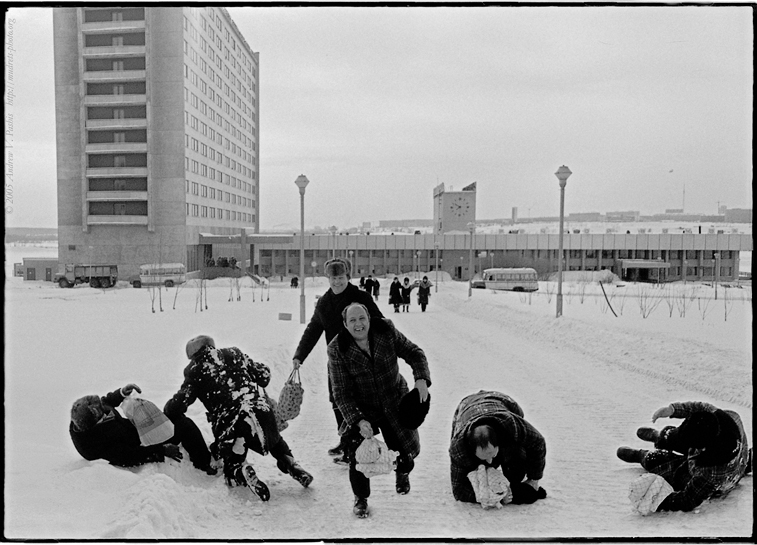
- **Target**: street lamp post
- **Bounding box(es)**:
[330,226,337,259]
[416,251,421,279]
[554,165,572,318]
[434,242,439,292]
[467,222,476,298]
[295,175,310,324]
[714,252,720,300]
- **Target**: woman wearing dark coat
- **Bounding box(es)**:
[399,277,416,312]
[417,276,432,312]
[388,276,402,313]
[164,335,313,500]
[328,303,431,518]
[449,390,547,505]
[70,383,213,472]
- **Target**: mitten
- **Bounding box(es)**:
[510,482,547,504]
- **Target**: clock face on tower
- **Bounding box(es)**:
[449,196,471,217]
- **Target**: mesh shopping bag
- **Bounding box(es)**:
[355,437,398,478]
[467,465,513,509]
[629,473,674,515]
[277,369,304,422]
[121,395,174,446]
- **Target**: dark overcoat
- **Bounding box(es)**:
[164,346,278,453]
[449,390,546,503]
[327,318,431,458]
[388,280,402,305]
[417,280,432,305]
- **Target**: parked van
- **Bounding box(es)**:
[133,263,186,288]
[482,267,539,292]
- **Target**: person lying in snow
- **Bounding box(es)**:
[617,401,752,512]
[69,383,215,473]
[449,390,547,506]
[164,335,313,501]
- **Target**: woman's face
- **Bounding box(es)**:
[344,305,370,342]
[329,273,349,295]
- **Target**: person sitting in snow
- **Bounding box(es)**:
[617,401,751,512]
[164,335,313,501]
[449,390,547,506]
[69,383,215,473]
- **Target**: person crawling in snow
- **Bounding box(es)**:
[164,335,313,501]
[617,401,752,512]
[70,383,215,473]
[449,390,547,506]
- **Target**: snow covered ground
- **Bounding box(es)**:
[3,245,753,540]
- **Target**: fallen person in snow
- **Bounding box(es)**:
[164,335,313,501]
[328,302,431,518]
[449,390,547,507]
[617,401,752,512]
[69,383,215,474]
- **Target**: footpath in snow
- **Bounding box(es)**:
[3,273,753,539]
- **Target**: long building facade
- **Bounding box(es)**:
[53,7,259,278]
[251,232,751,283]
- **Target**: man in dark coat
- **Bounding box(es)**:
[328,302,431,518]
[164,335,313,501]
[617,401,751,512]
[292,258,384,460]
[388,277,402,312]
[449,391,547,506]
[70,383,214,473]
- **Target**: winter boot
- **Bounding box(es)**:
[636,427,660,443]
[353,496,369,518]
[288,461,314,488]
[396,471,411,494]
[328,440,345,457]
[241,464,270,501]
[616,446,649,464]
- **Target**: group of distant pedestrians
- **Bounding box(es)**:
[69,257,752,520]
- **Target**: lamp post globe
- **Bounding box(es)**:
[554,166,571,318]
[294,175,310,324]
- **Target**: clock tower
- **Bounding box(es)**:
[433,182,477,234]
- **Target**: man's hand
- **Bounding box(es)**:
[163,444,183,462]
[358,419,374,439]
[121,383,142,397]
[292,358,302,371]
[652,404,674,423]
[415,379,429,403]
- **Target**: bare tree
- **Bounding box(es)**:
[697,296,714,321]
[577,273,592,304]
[636,284,664,319]
[615,287,628,316]
[723,287,735,322]
[663,285,676,317]
[543,281,554,303]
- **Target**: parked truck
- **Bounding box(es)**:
[55,264,119,289]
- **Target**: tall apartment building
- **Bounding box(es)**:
[53,7,259,277]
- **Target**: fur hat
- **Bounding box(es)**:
[186,335,215,359]
[70,395,101,432]
[397,388,431,429]
[324,258,351,278]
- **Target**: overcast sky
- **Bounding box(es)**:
[4,6,753,230]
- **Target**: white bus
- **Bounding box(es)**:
[133,263,186,288]
[483,267,539,292]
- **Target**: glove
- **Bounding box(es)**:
[510,482,547,504]
[120,383,142,397]
[163,444,183,462]
[358,419,374,439]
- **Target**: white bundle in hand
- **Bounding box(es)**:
[355,437,398,478]
[467,465,513,509]
[629,473,674,515]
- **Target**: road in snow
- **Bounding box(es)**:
[3,269,752,539]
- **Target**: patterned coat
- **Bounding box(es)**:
[449,390,547,503]
[417,280,432,305]
[327,317,431,458]
[164,346,276,453]
[294,283,383,364]
[654,401,750,512]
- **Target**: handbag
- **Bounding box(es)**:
[121,395,175,446]
[277,369,304,422]
[355,437,398,478]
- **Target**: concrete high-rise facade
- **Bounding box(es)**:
[53,7,259,277]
